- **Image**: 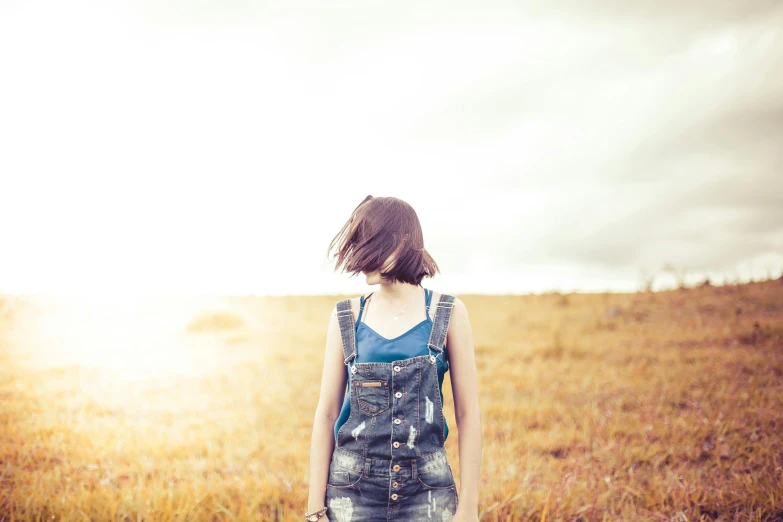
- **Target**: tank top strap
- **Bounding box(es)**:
[356,292,374,327]
[424,286,433,312]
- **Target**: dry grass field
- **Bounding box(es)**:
[1,280,781,521]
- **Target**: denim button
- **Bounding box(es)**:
[395,392,402,398]
[392,481,399,488]
[393,441,400,448]
[391,493,398,500]
[392,464,401,472]
[394,418,401,424]
[393,365,401,372]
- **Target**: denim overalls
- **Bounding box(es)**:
[325,289,459,522]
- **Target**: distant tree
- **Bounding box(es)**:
[661,263,688,289]
[637,267,656,292]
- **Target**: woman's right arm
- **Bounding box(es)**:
[306,304,349,519]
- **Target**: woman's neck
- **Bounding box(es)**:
[375,281,422,305]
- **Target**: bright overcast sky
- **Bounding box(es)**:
[1,0,781,296]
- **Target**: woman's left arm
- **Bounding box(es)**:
[447,297,482,521]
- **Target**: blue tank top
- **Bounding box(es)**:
[333,287,451,443]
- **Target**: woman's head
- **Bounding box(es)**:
[328,195,439,286]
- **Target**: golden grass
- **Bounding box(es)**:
[186,312,247,334]
[0,280,781,521]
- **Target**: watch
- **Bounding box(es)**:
[304,506,328,521]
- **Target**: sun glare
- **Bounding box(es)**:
[11,295,242,381]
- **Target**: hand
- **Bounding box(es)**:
[452,508,479,522]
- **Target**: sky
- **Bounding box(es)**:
[1,0,782,296]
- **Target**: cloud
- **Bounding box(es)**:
[1,0,782,294]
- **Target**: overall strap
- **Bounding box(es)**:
[335,299,358,368]
[427,293,456,359]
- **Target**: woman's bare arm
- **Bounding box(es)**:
[448,297,482,517]
[307,302,353,515]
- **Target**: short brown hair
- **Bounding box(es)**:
[328,195,439,285]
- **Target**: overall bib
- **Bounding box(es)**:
[325,288,459,522]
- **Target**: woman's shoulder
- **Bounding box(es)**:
[426,288,464,321]
[332,294,371,323]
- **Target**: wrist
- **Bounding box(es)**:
[456,496,479,510]
[304,505,328,521]
[307,498,326,512]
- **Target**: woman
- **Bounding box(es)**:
[304,195,482,522]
